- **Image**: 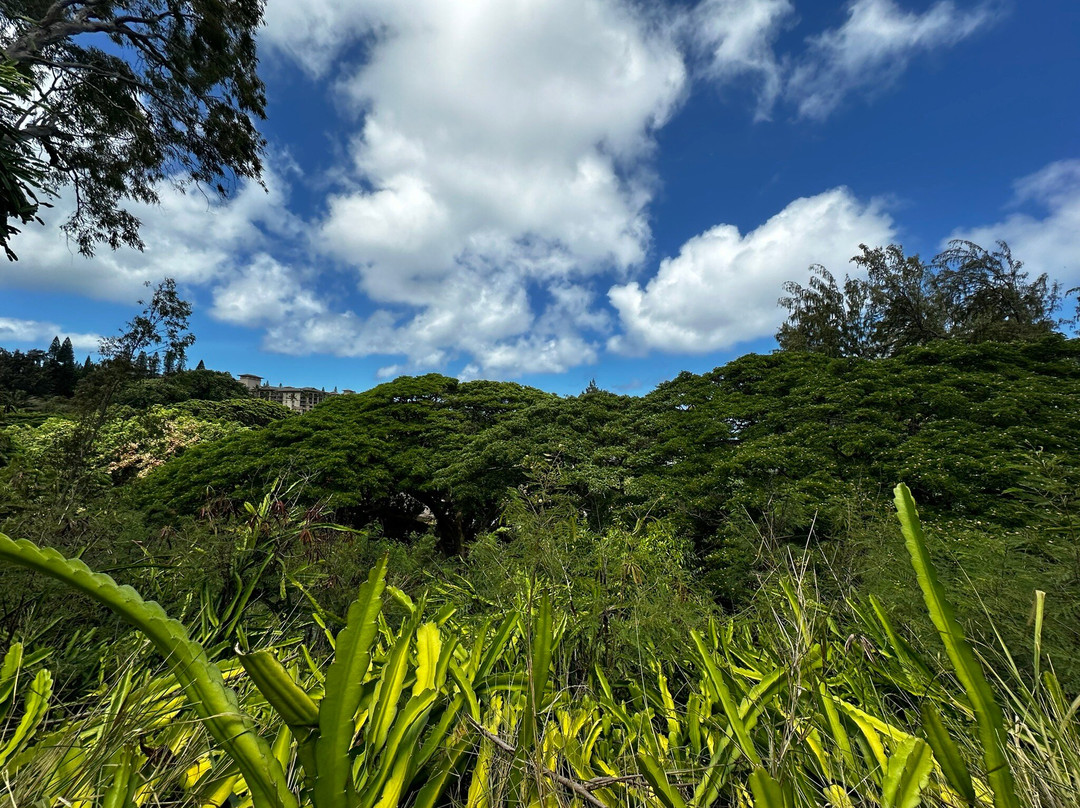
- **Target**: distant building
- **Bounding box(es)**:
[236,374,354,413]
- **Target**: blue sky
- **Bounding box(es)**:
[1,0,1078,395]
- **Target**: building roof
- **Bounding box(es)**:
[265,385,329,394]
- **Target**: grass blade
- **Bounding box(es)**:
[413,622,441,696]
[748,769,785,808]
[692,630,761,768]
[893,484,1019,808]
[920,703,977,805]
[238,649,320,729]
[0,642,23,715]
[519,592,553,753]
[0,668,51,767]
[637,751,688,808]
[1032,589,1045,682]
[0,532,295,808]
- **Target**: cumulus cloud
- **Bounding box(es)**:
[608,187,895,353]
[0,317,101,351]
[949,160,1080,285]
[254,0,998,377]
[260,0,686,375]
[0,168,300,302]
[261,0,386,78]
[787,0,997,120]
[233,266,608,378]
[210,254,327,328]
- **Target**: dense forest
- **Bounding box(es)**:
[1,240,1079,807]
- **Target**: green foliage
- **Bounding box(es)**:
[115,369,251,408]
[1,399,273,486]
[632,338,1080,558]
[427,468,709,684]
[934,240,1063,343]
[777,241,1063,357]
[173,397,291,426]
[139,374,553,553]
[5,299,1080,806]
[777,262,883,358]
[0,60,45,259]
[0,339,86,399]
[894,483,1018,808]
[2,488,1078,807]
[0,530,295,808]
[0,1,266,259]
[920,702,977,804]
[100,279,196,370]
[133,340,1080,683]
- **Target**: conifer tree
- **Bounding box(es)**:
[52,336,77,396]
[134,351,150,378]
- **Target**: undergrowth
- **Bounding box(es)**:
[0,485,1076,807]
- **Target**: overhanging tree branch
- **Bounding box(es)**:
[0,0,267,259]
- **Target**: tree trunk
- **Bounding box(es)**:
[426,497,466,556]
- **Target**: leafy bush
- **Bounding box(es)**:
[114,368,250,408]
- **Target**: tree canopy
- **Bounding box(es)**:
[0,0,267,259]
[101,278,195,370]
[777,240,1064,357]
[137,337,1080,563]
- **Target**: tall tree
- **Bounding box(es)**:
[61,278,195,510]
[776,264,881,358]
[0,0,267,260]
[778,241,1064,357]
[100,278,195,368]
[854,244,943,351]
[933,240,1062,342]
[0,387,28,412]
[50,334,76,395]
[0,61,46,258]
[134,350,150,378]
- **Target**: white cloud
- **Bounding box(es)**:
[608,187,895,353]
[949,160,1080,286]
[0,317,101,351]
[1013,159,1080,210]
[323,0,684,272]
[688,0,793,118]
[210,254,326,328]
[787,0,997,120]
[0,169,300,302]
[687,0,997,121]
[241,266,607,378]
[261,0,386,78]
[4,0,1004,379]
[261,0,686,375]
